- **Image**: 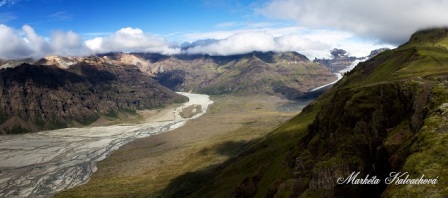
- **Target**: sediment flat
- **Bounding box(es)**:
[57,94,303,197]
[0,92,213,198]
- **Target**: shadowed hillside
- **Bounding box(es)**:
[0,57,187,134]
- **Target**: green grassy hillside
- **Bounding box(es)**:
[179,28,448,197]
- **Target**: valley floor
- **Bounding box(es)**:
[0,93,212,198]
[56,94,306,197]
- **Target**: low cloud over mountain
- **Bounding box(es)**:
[85,27,180,55]
[0,24,91,59]
[1,0,446,60]
[0,25,335,59]
[183,32,329,56]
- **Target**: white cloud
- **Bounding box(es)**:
[0,24,91,59]
[259,0,448,44]
[0,24,31,59]
[184,31,331,58]
[85,27,180,54]
[50,30,92,56]
[0,23,395,60]
[22,25,52,57]
[185,32,277,55]
[181,25,394,58]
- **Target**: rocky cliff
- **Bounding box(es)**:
[183,28,448,197]
[0,56,187,134]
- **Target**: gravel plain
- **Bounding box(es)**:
[0,92,213,198]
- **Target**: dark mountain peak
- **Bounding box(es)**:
[130,52,170,63]
[0,58,35,69]
[330,48,348,58]
[404,27,448,47]
[274,51,309,62]
[313,49,359,72]
[368,48,390,59]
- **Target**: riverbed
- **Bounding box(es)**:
[309,58,367,92]
[0,92,213,198]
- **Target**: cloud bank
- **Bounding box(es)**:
[85,27,180,55]
[0,26,181,59]
[0,24,91,59]
[259,0,448,44]
[2,0,446,60]
[183,31,330,57]
[0,24,393,60]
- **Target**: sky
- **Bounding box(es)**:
[0,0,447,60]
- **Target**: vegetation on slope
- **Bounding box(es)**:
[176,28,448,197]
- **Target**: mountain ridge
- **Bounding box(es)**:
[0,57,187,134]
[104,51,337,99]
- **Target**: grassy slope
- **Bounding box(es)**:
[189,29,448,197]
[187,88,334,198]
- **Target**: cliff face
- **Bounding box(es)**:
[105,51,336,99]
[0,57,187,134]
[185,29,448,197]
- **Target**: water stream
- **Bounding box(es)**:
[0,92,213,198]
[309,58,367,92]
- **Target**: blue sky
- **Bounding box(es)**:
[0,0,447,59]
[1,0,266,39]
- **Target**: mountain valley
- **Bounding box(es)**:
[58,28,448,198]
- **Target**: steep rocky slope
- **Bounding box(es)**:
[173,28,448,197]
[105,51,336,99]
[0,56,187,134]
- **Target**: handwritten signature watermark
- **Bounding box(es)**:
[337,172,439,185]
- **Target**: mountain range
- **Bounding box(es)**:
[103,51,337,99]
[0,51,341,134]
